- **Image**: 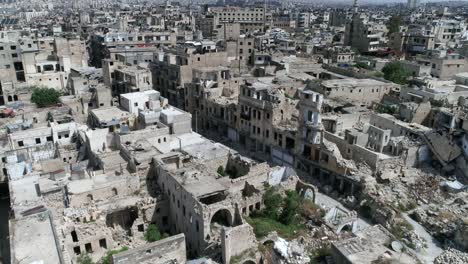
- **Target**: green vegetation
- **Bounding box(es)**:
[263,188,283,220]
[245,216,305,239]
[144,224,167,242]
[375,104,398,115]
[397,200,418,212]
[245,188,312,239]
[355,62,372,70]
[372,71,384,78]
[382,62,411,85]
[387,15,402,34]
[309,246,332,264]
[217,165,248,178]
[30,87,62,107]
[101,246,129,264]
[77,254,94,264]
[390,219,414,240]
[217,166,226,176]
[279,191,300,225]
[224,166,245,179]
[300,199,325,224]
[429,98,445,107]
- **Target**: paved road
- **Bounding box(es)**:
[402,213,443,263]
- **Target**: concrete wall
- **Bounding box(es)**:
[155,163,206,256]
[324,131,382,169]
[221,224,257,264]
[8,126,53,149]
[67,175,140,207]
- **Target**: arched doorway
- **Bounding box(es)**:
[13,95,18,101]
[210,209,233,227]
[243,261,256,264]
[337,222,354,233]
[296,180,316,203]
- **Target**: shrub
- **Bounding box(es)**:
[382,62,411,85]
[217,166,226,176]
[300,199,325,223]
[144,224,162,242]
[30,87,62,107]
[245,216,305,239]
[225,166,240,178]
[101,246,128,264]
[77,254,94,264]
[263,188,283,220]
[279,191,300,225]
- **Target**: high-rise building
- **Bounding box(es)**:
[407,0,420,9]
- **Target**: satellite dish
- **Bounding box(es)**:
[391,241,403,253]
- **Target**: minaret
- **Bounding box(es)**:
[352,0,358,14]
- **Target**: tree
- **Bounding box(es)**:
[382,62,411,85]
[217,166,226,176]
[387,15,402,34]
[263,188,283,220]
[77,254,94,264]
[144,224,162,242]
[30,87,62,107]
[279,191,300,225]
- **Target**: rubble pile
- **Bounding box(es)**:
[273,238,311,264]
[410,192,467,248]
[434,248,468,264]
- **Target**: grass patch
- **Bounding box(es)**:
[390,219,414,240]
[245,216,305,239]
[101,246,129,264]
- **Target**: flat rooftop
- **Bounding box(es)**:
[91,107,130,122]
[322,78,392,88]
[120,90,159,100]
[11,212,61,264]
[174,168,227,198]
[67,173,131,194]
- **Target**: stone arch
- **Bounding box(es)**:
[243,260,256,264]
[296,180,317,203]
[337,221,354,233]
[210,208,233,227]
[262,239,275,246]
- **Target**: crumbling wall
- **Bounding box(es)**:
[221,224,257,264]
[111,233,186,264]
[68,176,140,207]
[63,224,114,261]
[324,132,381,170]
[411,101,432,124]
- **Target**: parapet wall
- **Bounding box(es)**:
[111,233,186,264]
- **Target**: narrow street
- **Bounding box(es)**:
[401,213,443,264]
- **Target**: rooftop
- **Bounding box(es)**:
[11,212,62,264]
[322,78,393,88]
[90,107,131,122]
